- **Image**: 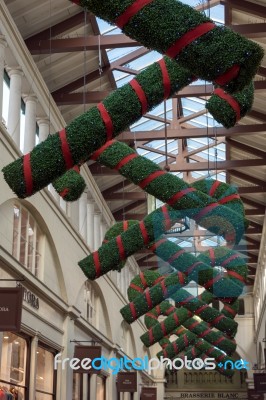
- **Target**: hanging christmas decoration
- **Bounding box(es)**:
[2,56,258,199]
[70,0,263,92]
[52,165,86,201]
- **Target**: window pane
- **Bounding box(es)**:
[19,208,28,266]
[36,347,54,394]
[12,206,20,257]
[0,332,27,386]
[12,204,42,277]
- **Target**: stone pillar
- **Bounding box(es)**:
[29,334,38,400]
[94,211,102,251]
[24,94,37,153]
[90,375,97,400]
[37,118,50,142]
[7,67,23,147]
[0,36,7,120]
[87,200,95,251]
[100,220,107,243]
[79,191,88,239]
[60,310,79,400]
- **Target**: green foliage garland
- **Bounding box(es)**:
[127,271,235,376]
[206,82,254,129]
[52,166,86,201]
[71,0,263,92]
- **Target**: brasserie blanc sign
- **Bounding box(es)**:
[173,393,248,399]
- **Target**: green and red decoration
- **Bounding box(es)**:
[2,58,194,198]
[102,221,243,375]
[103,218,245,329]
[78,140,248,278]
[2,54,258,200]
[70,0,263,92]
[206,82,254,129]
[127,271,235,377]
[52,165,86,202]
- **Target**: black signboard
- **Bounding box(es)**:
[0,287,23,331]
[248,389,264,400]
[141,387,157,399]
[117,372,137,393]
[74,345,102,374]
[254,373,266,393]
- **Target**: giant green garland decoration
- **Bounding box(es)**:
[52,165,86,201]
[71,0,263,92]
[2,0,262,374]
[127,271,236,377]
[2,57,256,199]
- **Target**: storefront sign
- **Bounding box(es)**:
[174,393,248,399]
[0,287,23,331]
[248,389,264,400]
[74,345,102,374]
[141,387,157,399]
[17,283,39,309]
[254,373,266,393]
[117,371,137,393]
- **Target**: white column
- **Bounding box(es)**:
[87,200,95,251]
[37,118,50,142]
[60,313,77,400]
[24,94,37,153]
[79,191,88,239]
[94,211,102,251]
[0,36,7,120]
[90,375,97,400]
[29,334,38,400]
[7,67,23,147]
[100,220,108,243]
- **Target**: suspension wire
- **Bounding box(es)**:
[83,10,88,114]
[164,99,169,171]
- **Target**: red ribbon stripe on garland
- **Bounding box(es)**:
[115,0,154,29]
[139,170,165,189]
[219,194,240,204]
[23,153,34,196]
[59,188,70,198]
[158,59,171,99]
[168,187,196,207]
[213,88,241,122]
[90,140,115,161]
[59,128,74,169]
[116,235,126,260]
[166,22,215,58]
[215,65,240,87]
[114,153,138,170]
[209,180,221,197]
[97,103,114,141]
[93,251,102,278]
[129,79,148,115]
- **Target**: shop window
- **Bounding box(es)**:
[238,299,245,316]
[0,332,29,399]
[84,281,96,324]
[12,203,42,277]
[35,345,56,400]
[96,375,106,400]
